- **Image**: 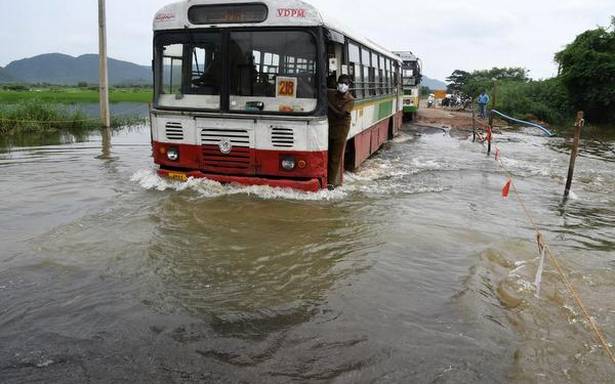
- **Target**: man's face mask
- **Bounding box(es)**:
[337,83,350,93]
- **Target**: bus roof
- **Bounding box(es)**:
[154,0,401,62]
[393,51,418,62]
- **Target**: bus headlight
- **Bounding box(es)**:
[167,147,179,161]
[281,157,296,171]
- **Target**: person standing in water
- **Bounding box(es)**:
[327,74,355,189]
[478,90,490,119]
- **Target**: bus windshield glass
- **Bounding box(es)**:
[155,30,318,114]
[229,31,317,113]
[157,32,222,110]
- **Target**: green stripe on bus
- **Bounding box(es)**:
[378,100,393,120]
[354,95,396,107]
[352,96,398,126]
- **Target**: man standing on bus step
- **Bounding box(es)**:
[327,75,355,190]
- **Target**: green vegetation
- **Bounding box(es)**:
[0,86,150,137]
[446,17,614,127]
[0,100,145,137]
[495,79,572,125]
[446,68,573,125]
[555,17,615,124]
[0,86,152,104]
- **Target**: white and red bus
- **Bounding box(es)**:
[150,0,403,191]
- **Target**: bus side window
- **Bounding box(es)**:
[348,43,361,99]
[361,47,370,98]
[370,52,378,97]
[389,61,395,93]
[372,53,379,96]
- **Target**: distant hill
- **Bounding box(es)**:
[2,52,448,90]
[0,67,16,83]
[421,75,447,90]
[2,53,151,86]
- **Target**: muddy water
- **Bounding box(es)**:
[0,125,614,383]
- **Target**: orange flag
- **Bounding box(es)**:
[502,179,512,198]
[495,148,501,161]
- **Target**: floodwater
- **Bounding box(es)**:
[0,123,614,383]
[77,102,149,118]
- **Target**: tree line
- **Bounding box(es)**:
[445,17,615,126]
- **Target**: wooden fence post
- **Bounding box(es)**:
[472,98,476,142]
[487,109,493,156]
[564,111,585,201]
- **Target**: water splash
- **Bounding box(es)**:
[130,169,346,201]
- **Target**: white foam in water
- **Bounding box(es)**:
[349,161,405,181]
[348,155,451,184]
[131,169,346,201]
[411,157,446,171]
[346,182,448,195]
[392,133,414,144]
[345,156,450,195]
[500,157,552,177]
[131,151,453,200]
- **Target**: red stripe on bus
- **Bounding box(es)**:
[152,141,327,180]
[158,168,322,192]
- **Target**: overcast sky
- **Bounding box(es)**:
[0,0,612,80]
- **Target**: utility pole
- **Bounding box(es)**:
[98,0,111,128]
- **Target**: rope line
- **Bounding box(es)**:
[534,233,546,298]
[474,117,615,365]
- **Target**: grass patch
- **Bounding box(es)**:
[0,100,146,137]
[0,87,152,104]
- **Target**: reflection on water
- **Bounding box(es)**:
[98,127,113,160]
[0,128,91,150]
[0,125,614,383]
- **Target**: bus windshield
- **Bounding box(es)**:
[157,32,222,110]
[155,30,318,114]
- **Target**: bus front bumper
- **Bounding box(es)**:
[157,168,322,192]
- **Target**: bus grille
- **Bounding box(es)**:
[201,128,250,147]
[271,127,294,148]
[165,122,184,141]
[201,128,252,170]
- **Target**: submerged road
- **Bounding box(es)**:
[0,123,614,383]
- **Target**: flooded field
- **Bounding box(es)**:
[1,124,614,383]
